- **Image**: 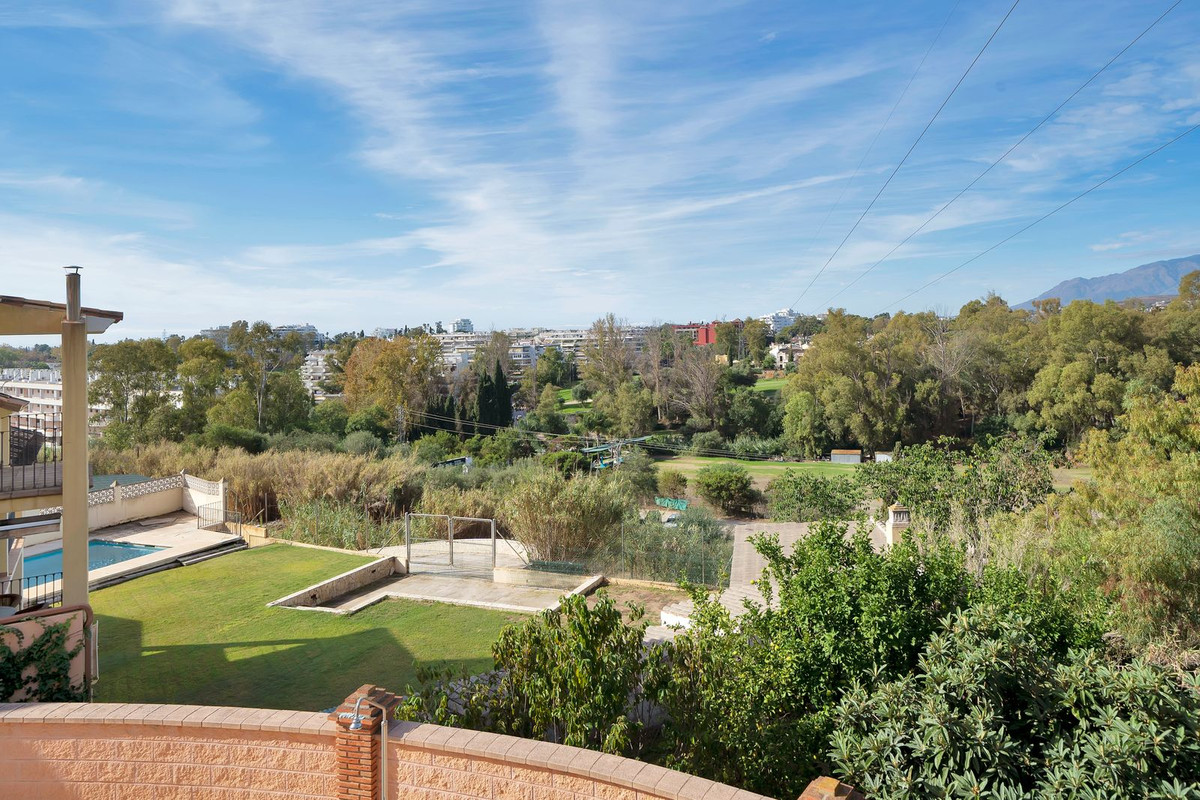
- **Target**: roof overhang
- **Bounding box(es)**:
[0,295,123,336]
[0,392,28,414]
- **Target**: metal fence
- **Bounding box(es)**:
[198,502,243,535]
[0,571,63,614]
[405,513,505,578]
[0,413,62,495]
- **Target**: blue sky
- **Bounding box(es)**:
[2,0,1200,340]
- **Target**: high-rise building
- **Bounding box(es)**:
[451,318,474,333]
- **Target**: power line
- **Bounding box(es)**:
[818,0,1184,311]
[790,0,964,309]
[790,0,1022,311]
[876,120,1200,314]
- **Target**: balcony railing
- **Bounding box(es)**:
[0,413,63,497]
[0,571,62,616]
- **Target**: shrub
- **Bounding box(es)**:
[570,382,592,402]
[309,398,350,437]
[267,430,340,452]
[342,430,383,456]
[689,430,726,456]
[400,592,649,754]
[647,523,971,796]
[499,469,633,561]
[598,506,731,585]
[346,404,392,443]
[202,423,267,453]
[657,469,688,498]
[694,463,755,515]
[830,607,1200,798]
[411,430,463,463]
[276,499,401,550]
[541,450,589,475]
[766,470,862,521]
[729,434,785,458]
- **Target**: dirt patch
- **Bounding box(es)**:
[586,582,691,624]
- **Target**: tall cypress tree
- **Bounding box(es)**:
[476,370,495,428]
[493,359,511,427]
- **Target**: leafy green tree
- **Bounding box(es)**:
[581,314,633,397]
[830,607,1200,799]
[647,523,971,796]
[346,403,393,443]
[781,389,828,459]
[767,470,862,522]
[89,338,179,432]
[694,463,756,515]
[177,337,231,434]
[227,320,306,431]
[205,385,258,431]
[310,398,350,437]
[400,593,649,754]
[609,382,654,438]
[262,371,312,433]
[521,385,568,434]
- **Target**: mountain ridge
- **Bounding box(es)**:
[1019,254,1200,308]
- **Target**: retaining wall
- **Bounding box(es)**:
[0,702,776,800]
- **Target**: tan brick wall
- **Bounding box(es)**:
[0,703,337,800]
[386,722,770,800]
[0,703,774,800]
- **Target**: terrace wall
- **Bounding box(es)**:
[0,703,778,800]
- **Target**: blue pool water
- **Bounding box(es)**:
[23,541,165,579]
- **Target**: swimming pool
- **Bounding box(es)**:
[23,541,165,579]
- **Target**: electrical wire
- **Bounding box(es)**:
[876,120,1200,313]
[790,0,1023,311]
[790,0,963,310]
[817,0,1184,311]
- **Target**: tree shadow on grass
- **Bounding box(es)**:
[94,612,494,711]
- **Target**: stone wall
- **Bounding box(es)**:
[0,704,337,799]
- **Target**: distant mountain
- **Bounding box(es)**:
[1019,254,1200,309]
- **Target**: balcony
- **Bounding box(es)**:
[0,413,63,503]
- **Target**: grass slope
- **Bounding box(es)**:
[750,376,787,393]
[655,454,856,480]
[91,544,519,711]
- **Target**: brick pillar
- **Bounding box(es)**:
[330,684,399,800]
[798,776,866,800]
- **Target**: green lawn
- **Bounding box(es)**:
[655,454,856,482]
[91,544,520,711]
[751,376,787,393]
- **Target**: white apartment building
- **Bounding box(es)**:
[758,308,798,334]
[0,368,109,435]
[451,318,474,333]
[299,350,338,403]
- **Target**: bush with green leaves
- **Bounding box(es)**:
[342,429,383,456]
[646,523,972,797]
[597,506,732,586]
[201,423,268,453]
[399,592,649,755]
[766,469,863,522]
[830,606,1200,799]
[657,469,688,498]
[694,463,756,515]
[689,430,726,455]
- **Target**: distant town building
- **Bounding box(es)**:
[299,350,337,404]
[758,308,797,334]
[199,323,325,351]
[768,341,808,367]
[672,320,741,346]
[372,327,399,339]
[0,368,109,434]
[451,318,474,333]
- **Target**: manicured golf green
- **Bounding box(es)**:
[91,544,520,711]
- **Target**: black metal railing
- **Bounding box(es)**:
[0,571,62,614]
[1,413,63,495]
